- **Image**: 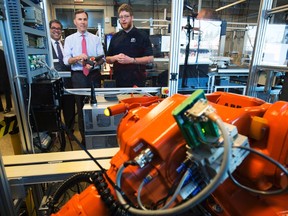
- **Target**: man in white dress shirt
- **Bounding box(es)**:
[63,10,105,145]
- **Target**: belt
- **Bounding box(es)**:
[71,69,100,73]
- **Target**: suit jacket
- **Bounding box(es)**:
[51,41,71,72]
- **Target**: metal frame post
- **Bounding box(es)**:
[247,0,273,96]
[168,0,183,95]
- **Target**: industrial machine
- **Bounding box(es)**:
[49,90,288,216]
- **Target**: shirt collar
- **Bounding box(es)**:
[51,38,62,46]
[124,26,135,33]
[78,31,87,37]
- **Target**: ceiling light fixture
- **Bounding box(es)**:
[215,0,246,12]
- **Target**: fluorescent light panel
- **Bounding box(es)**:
[215,0,246,12]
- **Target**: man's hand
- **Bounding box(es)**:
[77,53,88,64]
[68,53,88,65]
[116,53,134,64]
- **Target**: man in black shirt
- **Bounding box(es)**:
[106,4,154,87]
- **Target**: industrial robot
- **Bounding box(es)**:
[49,90,288,216]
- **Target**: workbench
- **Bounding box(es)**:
[207,68,249,94]
[3,148,119,186]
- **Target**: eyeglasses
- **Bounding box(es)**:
[119,15,131,20]
[50,27,62,31]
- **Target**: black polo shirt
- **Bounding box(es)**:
[107,27,153,87]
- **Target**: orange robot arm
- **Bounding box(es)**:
[51,90,288,216]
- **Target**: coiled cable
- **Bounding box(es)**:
[48,171,131,216]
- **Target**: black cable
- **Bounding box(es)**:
[228,145,288,195]
[182,15,192,88]
[91,172,130,216]
[29,107,47,152]
[63,124,104,171]
[153,169,186,209]
[47,172,94,213]
[52,172,92,203]
[115,161,139,208]
[61,123,116,188]
[64,125,74,151]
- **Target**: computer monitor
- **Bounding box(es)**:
[149,34,164,58]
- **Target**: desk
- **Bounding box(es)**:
[207,68,249,94]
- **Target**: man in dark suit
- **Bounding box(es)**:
[0,49,12,114]
[49,19,75,132]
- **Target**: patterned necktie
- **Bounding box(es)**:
[81,34,89,76]
[55,41,63,63]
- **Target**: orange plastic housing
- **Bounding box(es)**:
[52,185,110,216]
[207,92,288,216]
[53,91,288,216]
[206,91,270,135]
